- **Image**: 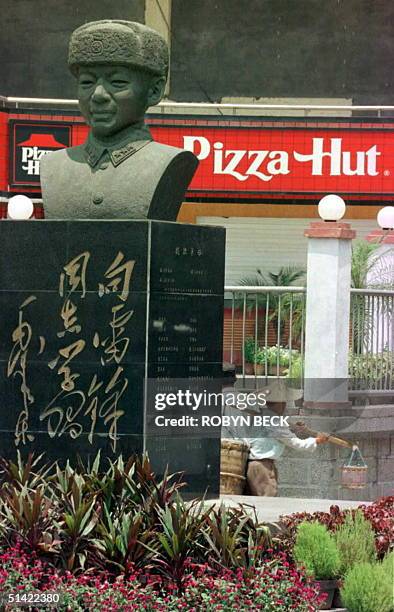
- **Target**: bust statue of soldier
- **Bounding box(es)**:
[40,20,198,220]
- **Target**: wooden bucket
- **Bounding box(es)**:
[220,439,249,495]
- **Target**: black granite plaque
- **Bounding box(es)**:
[0,220,225,497]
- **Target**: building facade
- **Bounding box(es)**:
[1,0,393,282]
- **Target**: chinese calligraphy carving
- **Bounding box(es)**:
[7,250,136,452]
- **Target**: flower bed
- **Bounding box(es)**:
[0,454,324,610]
[0,453,392,610]
[0,546,324,611]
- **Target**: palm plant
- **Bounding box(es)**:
[237,266,306,347]
[350,240,392,358]
[351,240,380,289]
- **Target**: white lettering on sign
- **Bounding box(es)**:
[21,147,53,175]
[293,138,380,177]
[183,136,381,182]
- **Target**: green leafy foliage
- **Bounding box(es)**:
[203,503,272,571]
[243,337,256,363]
[0,452,53,492]
[0,485,59,553]
[335,510,376,575]
[351,240,380,289]
[237,266,306,344]
[243,340,301,369]
[0,453,59,554]
[293,521,340,579]
[340,561,393,612]
[95,507,157,573]
[380,550,394,611]
[381,550,394,580]
[349,350,393,383]
[153,496,211,589]
[0,453,274,581]
[283,353,304,380]
[279,497,394,560]
[0,451,391,612]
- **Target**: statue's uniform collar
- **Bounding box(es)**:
[84,122,153,168]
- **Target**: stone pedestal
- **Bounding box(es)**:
[0,220,225,496]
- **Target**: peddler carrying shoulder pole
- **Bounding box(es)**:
[295,421,353,448]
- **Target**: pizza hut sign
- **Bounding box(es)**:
[10,121,71,187]
[7,119,394,196]
[184,136,380,181]
[153,125,394,195]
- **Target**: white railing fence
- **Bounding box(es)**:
[225,286,394,395]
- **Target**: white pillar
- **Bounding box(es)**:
[303,222,356,407]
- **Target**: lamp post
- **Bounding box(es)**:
[377,206,394,231]
[318,194,347,222]
[366,206,394,245]
[7,195,34,220]
[303,195,356,407]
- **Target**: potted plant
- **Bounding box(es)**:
[340,561,393,612]
[332,509,377,607]
[293,521,340,610]
[253,346,267,376]
[243,339,269,375]
[266,345,290,376]
[243,337,256,374]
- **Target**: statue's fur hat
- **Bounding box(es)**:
[68,20,169,77]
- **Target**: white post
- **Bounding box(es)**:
[303,221,356,407]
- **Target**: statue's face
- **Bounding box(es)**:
[77,65,162,138]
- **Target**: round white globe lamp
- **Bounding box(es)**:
[7,195,34,220]
[318,194,346,222]
[377,206,394,230]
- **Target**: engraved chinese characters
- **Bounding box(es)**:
[7,296,38,446]
[0,220,225,498]
[7,249,136,451]
[45,250,134,449]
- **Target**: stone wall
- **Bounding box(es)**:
[171,0,393,105]
[1,0,392,104]
[0,0,145,98]
[278,407,394,501]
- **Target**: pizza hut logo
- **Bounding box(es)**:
[17,133,67,176]
[10,122,71,186]
[183,136,381,182]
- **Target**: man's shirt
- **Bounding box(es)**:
[245,435,317,461]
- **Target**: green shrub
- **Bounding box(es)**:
[266,345,292,367]
[293,521,340,579]
[284,353,303,380]
[381,551,394,582]
[243,337,256,363]
[349,350,393,383]
[243,339,271,366]
[253,347,267,365]
[341,562,393,612]
[335,510,376,575]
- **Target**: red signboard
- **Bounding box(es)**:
[2,114,394,200]
[150,125,394,196]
